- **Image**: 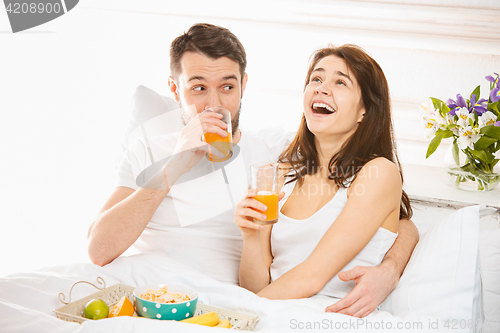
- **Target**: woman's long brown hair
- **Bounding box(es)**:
[278,44,412,219]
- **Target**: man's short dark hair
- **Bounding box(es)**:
[170,23,247,81]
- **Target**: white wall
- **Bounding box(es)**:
[1,0,499,276]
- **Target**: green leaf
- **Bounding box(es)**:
[474,136,498,150]
[470,85,481,102]
[426,131,444,158]
[447,124,458,130]
[484,150,495,164]
[442,129,454,139]
[487,102,499,113]
[430,97,450,117]
[460,162,473,173]
[452,141,460,166]
[480,125,500,140]
[470,149,488,163]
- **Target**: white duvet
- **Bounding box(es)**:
[0,252,457,333]
[2,205,498,333]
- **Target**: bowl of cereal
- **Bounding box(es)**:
[133,284,198,320]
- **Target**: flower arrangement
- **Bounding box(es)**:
[421,73,500,191]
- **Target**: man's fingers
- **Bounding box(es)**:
[185,113,227,138]
[338,266,366,282]
[200,113,228,132]
[325,291,361,313]
[335,299,365,317]
[200,109,224,118]
[203,124,228,138]
[353,305,375,318]
[199,110,224,121]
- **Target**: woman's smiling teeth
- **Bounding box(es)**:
[312,102,336,114]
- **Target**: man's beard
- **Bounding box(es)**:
[179,102,241,136]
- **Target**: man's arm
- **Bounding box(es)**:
[381,218,420,278]
[325,218,419,317]
[87,160,185,266]
[87,112,225,266]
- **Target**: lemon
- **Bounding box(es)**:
[84,299,109,320]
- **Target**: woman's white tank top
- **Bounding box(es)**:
[270,177,398,299]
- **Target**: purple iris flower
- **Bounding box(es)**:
[486,76,496,83]
[485,72,499,83]
[469,94,488,115]
[447,94,468,115]
[486,73,500,102]
[491,87,500,103]
[495,121,500,127]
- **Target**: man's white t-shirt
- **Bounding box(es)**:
[114,127,292,284]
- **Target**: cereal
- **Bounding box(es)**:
[139,286,191,303]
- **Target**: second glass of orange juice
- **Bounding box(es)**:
[250,162,279,224]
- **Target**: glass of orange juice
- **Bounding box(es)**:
[250,162,279,225]
[202,107,233,162]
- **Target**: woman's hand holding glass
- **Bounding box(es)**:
[234,189,285,237]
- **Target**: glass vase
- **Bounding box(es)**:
[444,144,500,192]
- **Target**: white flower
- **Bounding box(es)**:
[445,112,455,124]
[456,107,474,128]
[422,114,446,138]
[479,111,498,128]
[420,99,449,137]
[457,125,481,150]
[419,99,435,115]
[420,100,447,125]
[443,113,459,136]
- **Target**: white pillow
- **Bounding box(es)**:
[120,85,183,155]
[381,205,491,332]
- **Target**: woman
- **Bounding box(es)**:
[234,45,412,306]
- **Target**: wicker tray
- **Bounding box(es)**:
[54,278,259,331]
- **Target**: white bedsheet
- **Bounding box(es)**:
[0,252,459,333]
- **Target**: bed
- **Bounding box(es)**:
[1,202,498,333]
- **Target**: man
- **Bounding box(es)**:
[87,23,418,318]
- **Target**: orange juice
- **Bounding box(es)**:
[253,191,279,224]
[203,132,232,162]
